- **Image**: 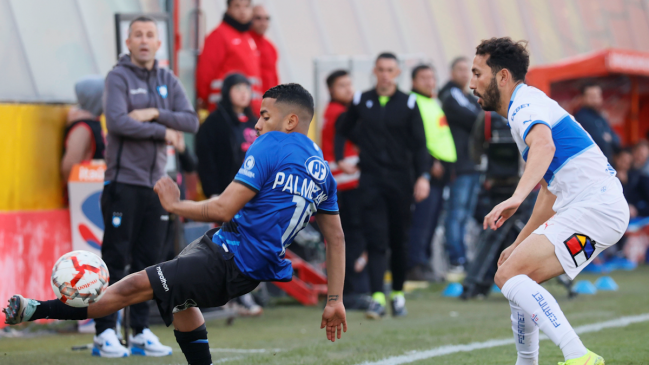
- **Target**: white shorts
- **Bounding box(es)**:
[533,177,629,279]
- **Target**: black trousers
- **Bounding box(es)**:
[360,172,414,294]
[338,188,366,295]
[95,182,169,335]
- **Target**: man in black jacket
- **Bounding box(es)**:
[338,53,430,319]
[97,16,199,358]
[439,57,481,278]
[574,83,620,165]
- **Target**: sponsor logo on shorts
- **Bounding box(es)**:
[172,299,197,313]
[563,233,596,267]
[156,266,169,292]
[532,292,561,328]
[112,212,122,227]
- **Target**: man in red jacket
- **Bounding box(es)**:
[196,0,262,112]
[321,70,368,309]
[250,5,279,94]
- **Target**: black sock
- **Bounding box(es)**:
[174,324,212,365]
[133,326,145,335]
[30,299,88,321]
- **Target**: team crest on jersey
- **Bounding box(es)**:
[305,156,328,183]
[157,85,168,99]
[564,233,596,267]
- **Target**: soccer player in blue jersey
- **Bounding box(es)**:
[471,38,627,365]
[4,84,348,365]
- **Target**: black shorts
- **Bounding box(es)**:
[145,228,260,326]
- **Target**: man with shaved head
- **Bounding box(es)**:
[5,84,348,365]
[250,4,279,93]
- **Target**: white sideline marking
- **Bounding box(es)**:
[210,348,282,354]
[358,313,649,365]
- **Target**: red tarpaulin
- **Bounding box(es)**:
[0,209,72,328]
[526,49,649,145]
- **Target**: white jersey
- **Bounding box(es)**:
[507,84,616,210]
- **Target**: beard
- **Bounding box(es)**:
[477,77,501,112]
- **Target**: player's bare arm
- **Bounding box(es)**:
[498,181,557,266]
[315,213,348,343]
[155,176,257,223]
[484,123,555,230]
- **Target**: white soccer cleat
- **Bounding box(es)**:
[129,328,173,357]
[92,328,129,358]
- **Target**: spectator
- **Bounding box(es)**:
[250,5,279,94]
[628,141,649,217]
[439,56,481,277]
[195,73,262,317]
[61,75,105,183]
[96,16,199,358]
[574,83,620,164]
[196,0,262,112]
[321,70,367,309]
[407,64,457,281]
[196,73,257,198]
[338,53,430,319]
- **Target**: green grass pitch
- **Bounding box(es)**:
[1,266,648,364]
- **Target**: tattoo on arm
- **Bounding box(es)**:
[328,295,339,302]
[201,202,210,220]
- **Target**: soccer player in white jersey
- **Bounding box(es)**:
[470,37,629,365]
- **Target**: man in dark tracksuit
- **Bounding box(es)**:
[95,16,199,358]
[338,53,430,319]
[574,83,620,165]
[438,57,481,277]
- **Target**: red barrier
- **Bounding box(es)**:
[0,209,72,328]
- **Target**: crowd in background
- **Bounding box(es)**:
[59,0,649,339]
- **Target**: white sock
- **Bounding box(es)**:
[502,275,587,361]
[510,301,539,365]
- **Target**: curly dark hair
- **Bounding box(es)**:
[475,37,530,82]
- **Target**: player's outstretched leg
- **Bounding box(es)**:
[510,301,539,365]
[173,307,212,365]
[495,234,604,365]
[3,270,153,325]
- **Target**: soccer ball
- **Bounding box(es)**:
[51,250,109,307]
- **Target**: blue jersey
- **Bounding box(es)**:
[213,131,339,281]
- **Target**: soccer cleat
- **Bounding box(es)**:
[92,328,129,358]
[3,295,39,325]
[558,350,604,365]
[390,295,408,317]
[130,328,173,357]
[365,299,386,319]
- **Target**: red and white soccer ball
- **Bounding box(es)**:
[51,250,109,308]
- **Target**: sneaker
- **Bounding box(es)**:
[235,293,263,317]
[558,350,604,365]
[365,299,386,319]
[92,328,129,358]
[391,295,408,317]
[130,328,173,357]
[446,265,466,283]
[3,295,39,325]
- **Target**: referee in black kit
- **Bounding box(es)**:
[337,53,430,319]
[95,16,199,357]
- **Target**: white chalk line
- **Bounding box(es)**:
[209,348,282,354]
[358,313,649,365]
